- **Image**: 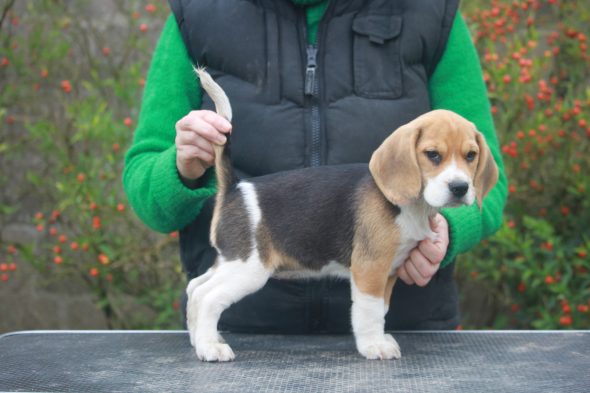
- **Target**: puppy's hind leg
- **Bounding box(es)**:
[186,267,217,347]
[193,256,271,362]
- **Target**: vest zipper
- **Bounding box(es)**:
[305,44,321,167]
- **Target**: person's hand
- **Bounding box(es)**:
[397,214,449,287]
[175,110,232,180]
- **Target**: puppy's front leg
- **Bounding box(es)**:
[350,270,401,360]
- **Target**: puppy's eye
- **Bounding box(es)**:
[466,151,477,163]
[425,150,442,165]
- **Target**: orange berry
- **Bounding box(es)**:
[545,275,555,284]
[1,273,8,282]
[58,234,67,244]
[89,267,99,277]
[123,117,133,127]
[559,315,572,326]
[0,263,7,272]
[116,203,125,212]
[77,173,86,182]
[98,254,110,265]
[70,241,79,251]
[53,245,62,254]
[60,80,72,93]
[139,23,148,32]
[101,47,111,56]
[92,216,102,230]
[53,256,63,265]
[8,263,16,272]
[145,4,156,13]
[577,305,589,313]
[49,227,58,236]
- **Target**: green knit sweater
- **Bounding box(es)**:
[123,7,508,268]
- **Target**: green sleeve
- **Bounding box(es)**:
[123,15,216,233]
[428,13,508,267]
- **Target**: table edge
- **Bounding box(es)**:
[1,329,588,341]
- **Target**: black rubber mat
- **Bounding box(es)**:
[0,331,588,392]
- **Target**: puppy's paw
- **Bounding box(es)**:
[357,335,401,360]
[196,341,235,362]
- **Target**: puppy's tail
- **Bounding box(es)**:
[195,67,236,198]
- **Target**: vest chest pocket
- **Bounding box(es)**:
[352,14,403,99]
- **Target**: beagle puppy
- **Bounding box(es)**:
[187,68,499,362]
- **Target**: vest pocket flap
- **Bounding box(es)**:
[352,15,402,44]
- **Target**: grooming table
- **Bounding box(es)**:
[0,331,588,392]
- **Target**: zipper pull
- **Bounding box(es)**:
[305,45,317,96]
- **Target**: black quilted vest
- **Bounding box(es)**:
[170,0,461,333]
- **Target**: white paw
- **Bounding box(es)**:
[196,341,235,362]
[357,335,401,360]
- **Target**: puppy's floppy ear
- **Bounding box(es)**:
[369,122,422,206]
[474,131,499,209]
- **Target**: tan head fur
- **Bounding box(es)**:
[369,110,499,209]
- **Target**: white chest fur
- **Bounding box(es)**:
[390,202,438,273]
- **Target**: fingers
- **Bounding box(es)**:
[398,214,449,287]
[176,130,215,157]
[177,110,232,145]
[417,238,445,266]
[402,249,440,287]
[175,110,232,180]
[177,142,214,165]
[397,264,414,285]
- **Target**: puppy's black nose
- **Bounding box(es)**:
[449,181,469,198]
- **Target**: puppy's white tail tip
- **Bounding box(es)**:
[194,66,232,123]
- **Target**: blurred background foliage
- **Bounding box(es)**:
[0,0,589,330]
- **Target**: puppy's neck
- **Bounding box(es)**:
[396,199,438,242]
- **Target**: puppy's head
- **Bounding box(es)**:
[369,110,499,209]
